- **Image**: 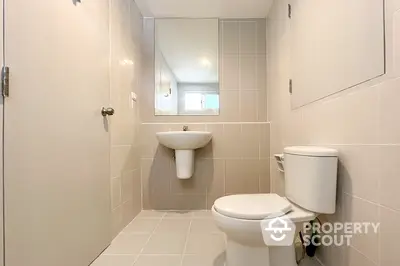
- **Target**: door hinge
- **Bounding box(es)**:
[288,4,292,19]
[289,79,293,94]
[2,66,10,97]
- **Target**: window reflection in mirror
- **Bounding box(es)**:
[154,19,220,116]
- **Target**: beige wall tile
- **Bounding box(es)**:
[240,91,258,121]
[379,78,400,144]
[111,205,123,238]
[198,124,224,159]
[111,146,131,178]
[205,159,225,196]
[343,247,377,266]
[338,146,380,203]
[379,146,400,211]
[226,159,260,194]
[270,154,285,194]
[302,97,346,145]
[111,177,122,210]
[167,123,206,132]
[260,124,270,158]
[316,244,344,266]
[170,159,210,195]
[206,194,222,210]
[240,55,257,90]
[256,20,267,55]
[219,90,240,122]
[221,55,239,91]
[132,169,142,212]
[121,170,134,203]
[239,21,257,54]
[342,194,379,264]
[221,124,242,158]
[240,124,260,158]
[169,195,207,210]
[380,206,400,266]
[222,21,239,55]
[258,88,268,122]
[341,87,380,145]
[259,158,270,193]
[257,55,267,90]
[122,200,136,226]
[140,124,170,158]
[141,157,171,210]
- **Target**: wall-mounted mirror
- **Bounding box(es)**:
[154,19,219,116]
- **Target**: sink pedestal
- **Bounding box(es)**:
[175,150,195,179]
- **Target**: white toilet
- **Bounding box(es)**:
[212,146,339,266]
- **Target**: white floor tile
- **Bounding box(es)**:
[134,255,182,266]
[104,234,150,255]
[164,211,193,219]
[123,218,160,234]
[185,233,226,256]
[155,219,191,234]
[299,257,324,266]
[192,211,213,218]
[190,219,222,234]
[181,254,226,266]
[90,255,137,266]
[142,233,187,254]
[93,211,230,266]
[136,210,166,218]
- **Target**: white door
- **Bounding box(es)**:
[4,1,111,265]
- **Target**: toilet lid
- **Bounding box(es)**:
[214,194,292,220]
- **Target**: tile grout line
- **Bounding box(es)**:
[179,216,194,266]
[343,191,400,213]
[131,211,167,265]
[349,244,379,266]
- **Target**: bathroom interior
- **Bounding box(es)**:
[0,0,398,265]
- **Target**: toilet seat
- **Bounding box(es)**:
[214,193,292,220]
[213,194,316,222]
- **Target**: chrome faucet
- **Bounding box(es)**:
[183,125,189,131]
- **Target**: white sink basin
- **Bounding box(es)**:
[156,131,212,179]
[156,131,212,150]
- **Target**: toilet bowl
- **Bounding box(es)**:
[212,146,339,266]
[212,194,316,266]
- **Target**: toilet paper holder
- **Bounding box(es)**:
[274,154,285,173]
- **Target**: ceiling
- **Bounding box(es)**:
[135,0,274,18]
[156,19,219,83]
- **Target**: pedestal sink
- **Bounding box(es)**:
[156,131,212,179]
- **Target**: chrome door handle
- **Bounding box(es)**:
[101,107,115,117]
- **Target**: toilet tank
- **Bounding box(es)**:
[284,146,338,214]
